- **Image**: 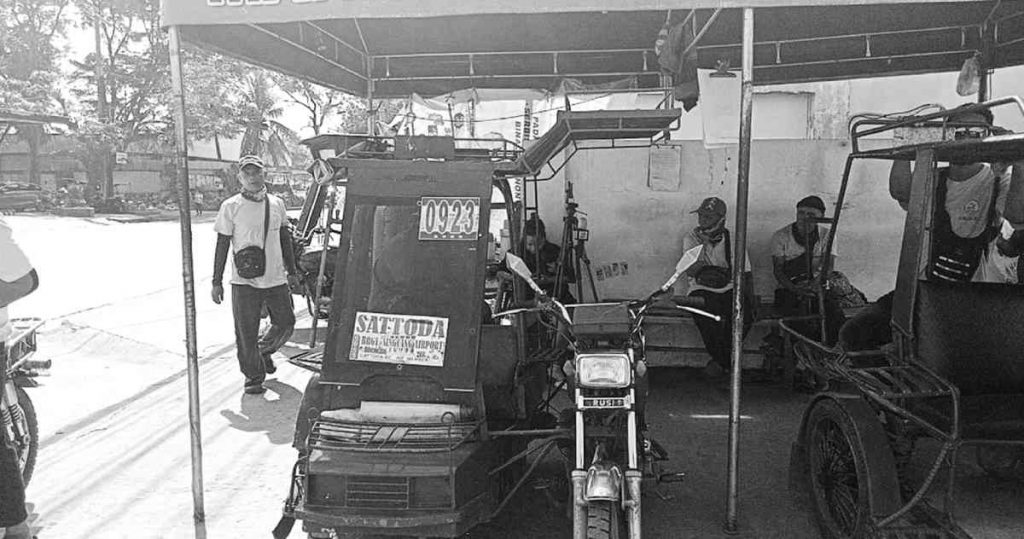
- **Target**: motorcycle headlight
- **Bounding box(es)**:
[575,353,631,388]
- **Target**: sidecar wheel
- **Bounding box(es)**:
[806,400,874,539]
[12,386,39,486]
[586,501,623,539]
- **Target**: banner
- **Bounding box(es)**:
[349,312,448,367]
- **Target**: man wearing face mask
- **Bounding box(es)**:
[771,195,845,343]
[681,197,754,379]
[212,155,300,395]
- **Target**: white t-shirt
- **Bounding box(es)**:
[214,193,289,289]
[681,229,751,293]
[945,164,1007,239]
[1,217,33,342]
[770,224,838,264]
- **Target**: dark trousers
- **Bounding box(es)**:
[232,284,296,384]
[689,289,752,371]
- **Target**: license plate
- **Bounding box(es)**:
[581,397,627,409]
[418,197,480,240]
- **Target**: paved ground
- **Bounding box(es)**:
[4,213,1024,538]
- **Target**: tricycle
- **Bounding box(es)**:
[275,131,708,538]
[786,97,1024,538]
[276,135,565,538]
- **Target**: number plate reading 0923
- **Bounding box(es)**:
[581,397,628,409]
[419,197,480,241]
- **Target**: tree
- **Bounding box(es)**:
[65,0,172,197]
[238,71,297,168]
[334,98,405,135]
[272,75,347,136]
[182,48,247,159]
[0,0,70,185]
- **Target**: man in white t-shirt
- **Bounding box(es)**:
[0,217,34,539]
[770,196,845,343]
[680,197,754,377]
[212,155,300,395]
[888,107,1013,282]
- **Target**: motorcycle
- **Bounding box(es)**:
[1,317,50,485]
[499,248,717,539]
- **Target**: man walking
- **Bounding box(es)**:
[212,155,299,395]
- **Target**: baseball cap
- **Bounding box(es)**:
[796,195,826,213]
[238,154,265,170]
[691,197,727,217]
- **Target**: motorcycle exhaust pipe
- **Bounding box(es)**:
[571,470,587,539]
[625,470,643,539]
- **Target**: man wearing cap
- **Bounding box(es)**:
[770,195,844,342]
[681,197,753,379]
[212,155,300,395]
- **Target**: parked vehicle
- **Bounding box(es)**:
[499,250,708,539]
[0,183,48,213]
[2,317,50,485]
[786,97,1024,538]
[276,136,561,539]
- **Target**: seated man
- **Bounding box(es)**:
[770,195,845,344]
[520,215,576,304]
[680,197,754,378]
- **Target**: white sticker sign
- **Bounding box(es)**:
[349,312,448,367]
[419,197,479,240]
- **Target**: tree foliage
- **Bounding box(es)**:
[238,72,297,168]
[69,0,170,146]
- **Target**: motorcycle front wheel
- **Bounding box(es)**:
[586,501,624,539]
[11,386,39,485]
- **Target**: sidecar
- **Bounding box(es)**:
[282,136,567,538]
[786,97,1024,538]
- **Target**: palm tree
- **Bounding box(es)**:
[238,72,296,167]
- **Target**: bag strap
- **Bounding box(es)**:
[262,196,270,247]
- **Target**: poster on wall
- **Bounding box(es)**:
[349,312,448,367]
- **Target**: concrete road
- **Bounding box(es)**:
[4,214,1024,538]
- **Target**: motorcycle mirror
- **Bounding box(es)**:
[504,253,547,297]
[659,244,704,291]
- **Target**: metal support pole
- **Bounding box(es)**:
[725,8,754,535]
[167,25,205,522]
[978,21,993,103]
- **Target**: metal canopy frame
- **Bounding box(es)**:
[510,108,682,178]
[169,2,1024,98]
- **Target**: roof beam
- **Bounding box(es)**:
[247,23,368,82]
[304,21,365,61]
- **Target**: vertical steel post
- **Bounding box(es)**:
[725,7,754,534]
[978,21,993,103]
[167,25,205,522]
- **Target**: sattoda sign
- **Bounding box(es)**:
[418,197,479,241]
[349,312,448,367]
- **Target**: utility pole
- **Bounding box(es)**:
[93,2,113,200]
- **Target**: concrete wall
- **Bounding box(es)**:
[532,138,904,303]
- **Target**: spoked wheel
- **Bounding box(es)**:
[8,386,39,486]
[806,400,872,539]
[976,446,1024,481]
[586,501,624,539]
